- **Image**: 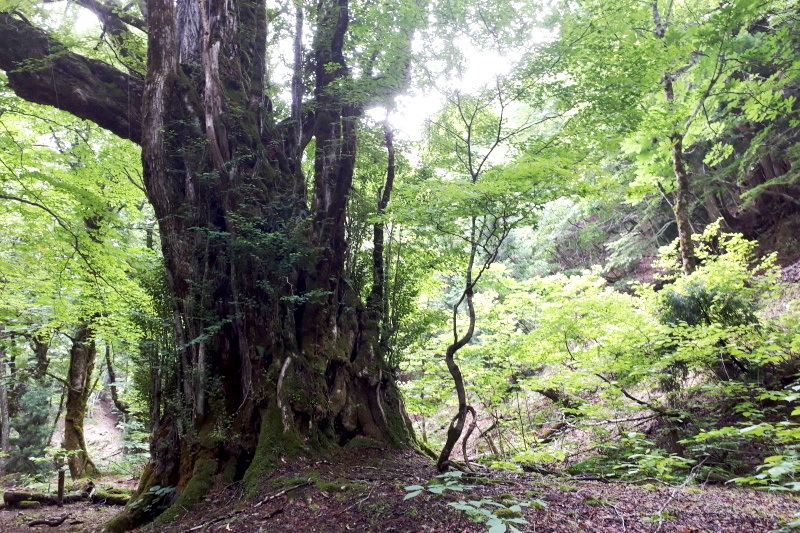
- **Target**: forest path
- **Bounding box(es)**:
[2,443,798,532]
[50,390,126,472]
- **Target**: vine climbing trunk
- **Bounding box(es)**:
[64,323,100,480]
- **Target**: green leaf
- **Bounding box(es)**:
[488,522,507,533]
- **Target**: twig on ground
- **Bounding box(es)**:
[254,481,311,508]
[612,504,626,531]
[186,514,232,532]
[330,487,375,517]
[27,514,71,527]
[652,458,707,533]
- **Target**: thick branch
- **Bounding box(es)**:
[41,0,146,33]
[0,13,143,144]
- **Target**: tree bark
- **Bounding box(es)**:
[30,334,51,382]
[64,323,100,480]
[669,131,696,274]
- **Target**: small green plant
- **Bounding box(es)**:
[403,471,471,499]
[644,510,677,525]
[772,512,800,532]
[128,485,176,515]
[449,496,542,533]
[616,432,695,481]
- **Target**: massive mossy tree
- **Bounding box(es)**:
[0,0,421,527]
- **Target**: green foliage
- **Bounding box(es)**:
[403,219,800,487]
[403,472,539,533]
[449,497,536,533]
[7,383,53,477]
[616,433,696,481]
[128,485,177,517]
[403,471,472,499]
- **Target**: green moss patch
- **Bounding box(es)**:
[17,500,41,509]
[156,457,216,524]
[241,406,308,497]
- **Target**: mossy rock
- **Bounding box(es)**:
[70,480,96,493]
[17,501,41,509]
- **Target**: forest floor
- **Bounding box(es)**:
[2,441,799,532]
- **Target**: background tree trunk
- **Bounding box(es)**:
[105,346,129,418]
[0,340,9,476]
[64,323,100,480]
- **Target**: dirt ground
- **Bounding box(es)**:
[4,443,796,533]
[51,391,127,473]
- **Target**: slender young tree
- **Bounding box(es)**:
[422,79,558,469]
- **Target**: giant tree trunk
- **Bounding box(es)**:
[0,1,416,528]
[64,323,100,480]
[111,0,413,527]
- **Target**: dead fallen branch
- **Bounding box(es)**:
[27,514,71,527]
[253,481,311,508]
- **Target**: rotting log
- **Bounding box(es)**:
[3,489,129,507]
[4,491,85,506]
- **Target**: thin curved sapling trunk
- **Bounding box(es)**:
[437,215,509,471]
[431,81,532,471]
[105,346,129,418]
[437,219,478,471]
